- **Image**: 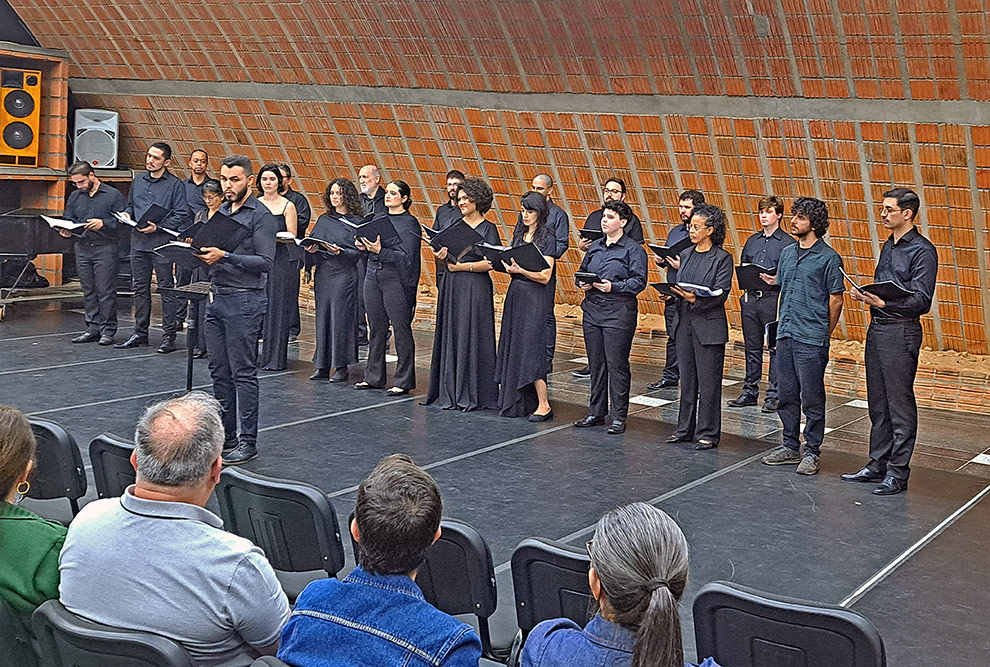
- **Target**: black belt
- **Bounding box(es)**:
[745,290,777,299]
[211,286,263,295]
[872,316,919,325]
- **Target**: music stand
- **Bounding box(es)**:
[158,281,211,391]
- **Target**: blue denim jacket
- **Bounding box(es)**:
[521,614,721,667]
[277,566,482,666]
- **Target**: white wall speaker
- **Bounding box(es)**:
[74,108,119,168]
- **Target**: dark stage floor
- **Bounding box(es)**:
[2,301,989,666]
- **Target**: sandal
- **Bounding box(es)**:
[354,381,383,390]
[386,387,410,396]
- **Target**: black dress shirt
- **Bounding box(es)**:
[871,226,938,319]
[209,195,277,290]
[126,169,190,252]
[434,201,460,231]
[584,208,645,244]
[361,188,387,218]
[63,182,125,245]
[739,227,796,291]
[576,233,648,299]
[184,176,209,217]
[285,188,312,238]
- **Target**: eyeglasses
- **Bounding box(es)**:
[586,540,593,558]
[879,206,902,214]
[688,223,708,232]
[602,187,623,195]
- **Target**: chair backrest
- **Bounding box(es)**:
[31,599,196,667]
[215,467,345,576]
[510,537,593,633]
[693,581,886,667]
[250,658,292,666]
[89,434,136,499]
[0,597,40,667]
[26,418,87,515]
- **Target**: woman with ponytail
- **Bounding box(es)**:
[521,502,720,667]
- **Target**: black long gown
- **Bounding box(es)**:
[424,219,501,411]
[259,206,300,371]
[494,234,556,417]
[309,213,361,371]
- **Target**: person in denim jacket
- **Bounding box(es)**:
[522,503,721,667]
[277,454,482,666]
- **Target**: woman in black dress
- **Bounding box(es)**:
[307,178,362,383]
[494,191,556,420]
[354,180,421,396]
[257,164,299,371]
[424,178,501,411]
[664,203,733,449]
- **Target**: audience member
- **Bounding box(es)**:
[278,453,482,666]
[59,392,290,665]
[522,502,720,667]
[0,405,66,621]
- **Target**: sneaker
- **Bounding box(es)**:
[222,443,258,465]
[571,366,591,378]
[796,453,820,475]
[762,445,802,466]
[761,398,779,413]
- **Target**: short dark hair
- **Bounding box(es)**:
[221,154,253,175]
[792,197,830,237]
[679,189,705,206]
[190,148,208,159]
[67,160,93,176]
[758,195,784,216]
[322,178,364,217]
[201,179,222,196]
[256,164,284,194]
[883,187,921,221]
[445,169,465,181]
[691,203,727,246]
[604,177,626,194]
[354,454,442,575]
[150,142,173,160]
[277,164,292,179]
[389,180,413,211]
[603,200,634,224]
[458,178,493,215]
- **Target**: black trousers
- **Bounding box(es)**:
[661,302,679,381]
[583,295,637,422]
[545,275,557,372]
[75,242,119,337]
[356,254,369,344]
[865,319,923,482]
[672,317,725,443]
[129,250,179,338]
[363,267,416,390]
[205,288,267,447]
[740,291,780,398]
[289,268,302,338]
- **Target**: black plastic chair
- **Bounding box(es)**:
[250,658,291,666]
[31,599,196,667]
[415,518,504,661]
[0,597,39,667]
[693,580,886,667]
[215,468,346,584]
[26,418,87,517]
[507,537,593,665]
[88,434,136,498]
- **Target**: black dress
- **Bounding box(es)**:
[494,233,556,417]
[259,204,299,371]
[309,213,361,371]
[424,219,501,411]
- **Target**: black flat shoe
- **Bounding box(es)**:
[114,334,148,349]
[157,335,177,354]
[606,420,626,434]
[528,410,553,423]
[386,387,410,396]
[841,467,885,483]
[695,439,718,450]
[354,381,384,390]
[310,368,330,381]
[98,335,115,346]
[665,434,691,444]
[329,368,349,383]
[71,332,100,344]
[727,394,758,407]
[872,476,908,496]
[573,415,607,428]
[646,378,678,391]
[192,348,208,359]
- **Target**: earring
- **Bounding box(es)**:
[16,480,30,495]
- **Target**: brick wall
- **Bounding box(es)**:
[11,0,990,352]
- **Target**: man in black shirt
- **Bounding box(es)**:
[728,195,796,412]
[57,161,125,346]
[528,173,570,372]
[278,164,312,341]
[434,169,464,231]
[197,155,277,466]
[356,165,386,346]
[842,188,938,495]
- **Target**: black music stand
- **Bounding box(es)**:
[159,281,211,391]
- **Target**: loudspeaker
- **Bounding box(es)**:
[0,68,42,166]
[73,108,119,168]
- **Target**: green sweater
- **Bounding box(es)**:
[0,501,66,616]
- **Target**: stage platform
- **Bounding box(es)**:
[2,301,989,665]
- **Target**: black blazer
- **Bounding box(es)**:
[672,245,733,346]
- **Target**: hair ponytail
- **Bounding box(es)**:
[633,585,683,667]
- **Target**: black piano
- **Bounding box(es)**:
[0,209,74,315]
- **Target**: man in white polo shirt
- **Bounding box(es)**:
[58,392,290,666]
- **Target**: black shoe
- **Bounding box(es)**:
[222,440,238,454]
[761,398,779,413]
[222,443,258,466]
[310,368,330,381]
[841,467,885,483]
[665,434,691,444]
[329,367,349,383]
[646,378,678,391]
[157,335,177,354]
[573,415,607,428]
[727,393,758,407]
[872,476,908,496]
[98,335,115,346]
[528,410,554,423]
[71,331,100,344]
[114,334,148,349]
[695,439,718,450]
[571,366,591,378]
[607,420,626,434]
[192,347,208,359]
[354,381,383,390]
